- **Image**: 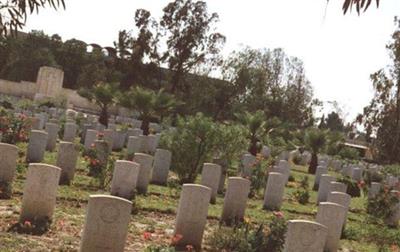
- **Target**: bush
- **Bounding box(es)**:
[293,189,310,205]
[338,175,361,197]
[249,157,272,198]
[367,187,400,222]
[208,222,255,252]
[8,217,51,235]
[208,212,287,252]
[299,176,309,189]
[161,113,219,184]
[213,123,248,176]
[144,246,176,252]
[0,112,31,144]
[382,165,400,177]
[364,218,400,252]
[338,147,360,161]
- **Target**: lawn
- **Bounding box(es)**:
[0,141,387,251]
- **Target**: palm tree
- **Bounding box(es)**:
[119,86,176,135]
[305,128,326,174]
[1,0,65,36]
[236,110,266,156]
[78,82,118,127]
[335,0,380,15]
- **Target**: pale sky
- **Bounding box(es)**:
[24,0,400,121]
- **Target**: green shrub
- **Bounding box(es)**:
[213,123,248,175]
[249,157,272,198]
[144,246,176,252]
[208,213,287,252]
[293,189,310,205]
[338,175,361,197]
[208,223,255,252]
[341,225,362,240]
[367,187,400,222]
[299,176,309,189]
[338,147,360,161]
[364,218,400,252]
[382,164,400,177]
[0,112,31,144]
[161,113,218,183]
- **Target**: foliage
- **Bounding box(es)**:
[324,112,345,132]
[0,112,30,144]
[367,187,400,221]
[263,213,287,251]
[144,246,176,252]
[78,82,118,127]
[382,164,400,177]
[208,213,287,252]
[341,0,380,15]
[36,95,67,109]
[83,147,103,178]
[299,176,310,189]
[223,47,314,128]
[305,128,326,174]
[208,222,255,252]
[338,175,361,197]
[357,20,400,163]
[119,86,176,135]
[338,147,360,161]
[213,123,248,177]
[0,0,65,36]
[305,128,327,154]
[293,188,310,205]
[325,130,345,156]
[363,218,400,252]
[83,144,114,189]
[236,110,266,155]
[8,217,51,236]
[160,0,226,95]
[248,156,270,198]
[161,113,218,183]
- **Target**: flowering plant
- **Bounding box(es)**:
[8,217,51,235]
[367,185,400,223]
[0,113,30,144]
[83,146,103,177]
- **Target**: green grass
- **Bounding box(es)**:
[0,141,393,251]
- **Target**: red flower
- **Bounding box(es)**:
[273,211,284,219]
[24,220,32,227]
[171,234,183,245]
[186,245,194,251]
[358,180,366,188]
[143,231,152,240]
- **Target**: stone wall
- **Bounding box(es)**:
[0,66,130,116]
[0,79,37,99]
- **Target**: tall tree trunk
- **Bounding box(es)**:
[390,80,400,162]
[141,116,150,136]
[308,152,318,174]
[249,135,258,156]
[99,105,108,128]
